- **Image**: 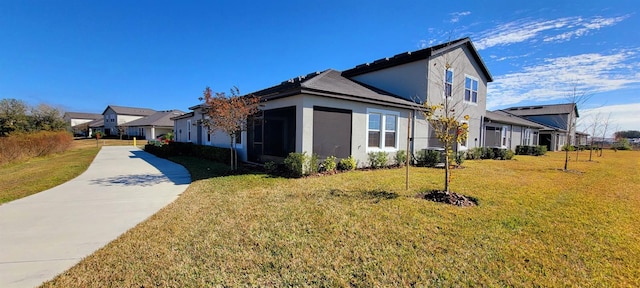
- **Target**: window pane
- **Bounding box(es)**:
[368,131,380,148]
[385,115,396,131]
[465,90,471,101]
[472,91,477,103]
[472,80,478,90]
[385,132,396,147]
[465,77,471,89]
[446,70,453,83]
[445,83,452,97]
[369,113,381,130]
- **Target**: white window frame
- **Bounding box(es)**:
[464,75,479,104]
[523,129,532,146]
[444,68,454,98]
[366,108,400,152]
[501,125,510,148]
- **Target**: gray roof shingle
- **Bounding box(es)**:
[64,112,102,120]
[503,103,578,117]
[121,110,185,127]
[102,105,156,116]
[485,111,546,128]
[251,69,424,110]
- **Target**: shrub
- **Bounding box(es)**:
[368,151,389,169]
[307,153,319,175]
[455,151,465,166]
[466,147,483,160]
[504,149,515,160]
[416,149,442,167]
[264,161,278,174]
[0,131,73,165]
[321,156,337,173]
[481,147,495,160]
[562,144,576,151]
[337,155,357,171]
[395,150,407,167]
[494,148,508,160]
[284,152,307,178]
[534,145,547,156]
[612,139,632,150]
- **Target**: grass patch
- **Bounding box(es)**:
[0,139,143,204]
[42,151,640,286]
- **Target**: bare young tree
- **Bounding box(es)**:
[599,115,613,157]
[562,86,591,171]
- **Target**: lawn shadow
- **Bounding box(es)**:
[329,188,399,203]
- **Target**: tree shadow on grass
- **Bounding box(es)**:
[329,188,399,203]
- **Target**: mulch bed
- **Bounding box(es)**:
[416,190,478,207]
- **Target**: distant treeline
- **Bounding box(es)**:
[0,98,67,136]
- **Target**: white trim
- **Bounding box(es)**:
[366,108,401,152]
[463,74,479,105]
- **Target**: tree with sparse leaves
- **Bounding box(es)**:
[423,101,469,194]
[201,86,260,170]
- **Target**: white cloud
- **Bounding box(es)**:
[579,103,640,137]
[487,50,640,109]
[449,11,471,23]
[474,15,629,50]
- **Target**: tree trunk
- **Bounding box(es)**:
[564,148,569,170]
[444,152,450,193]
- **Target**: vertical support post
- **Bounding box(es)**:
[405,110,412,190]
[133,137,137,147]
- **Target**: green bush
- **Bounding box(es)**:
[395,150,407,167]
[515,145,547,156]
[337,155,357,171]
[504,149,515,160]
[612,138,632,150]
[368,151,389,169]
[455,151,465,166]
[466,147,483,160]
[308,153,319,174]
[322,156,337,172]
[416,149,442,167]
[481,147,495,160]
[264,161,278,174]
[284,152,308,178]
[562,144,576,151]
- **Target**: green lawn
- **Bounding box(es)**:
[42,150,640,286]
[0,139,144,204]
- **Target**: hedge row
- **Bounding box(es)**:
[515,145,547,156]
[0,131,73,165]
[144,142,229,164]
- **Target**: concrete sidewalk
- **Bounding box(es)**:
[0,146,191,288]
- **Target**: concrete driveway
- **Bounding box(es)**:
[0,146,191,288]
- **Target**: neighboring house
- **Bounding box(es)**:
[174,38,493,167]
[102,105,156,136]
[120,110,184,140]
[501,103,581,151]
[63,112,102,136]
[483,110,545,150]
[87,118,104,136]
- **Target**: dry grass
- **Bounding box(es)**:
[42,150,640,287]
[0,131,73,165]
[0,139,143,204]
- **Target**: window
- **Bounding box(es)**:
[187,120,191,141]
[465,76,478,103]
[445,69,453,97]
[367,109,399,150]
[207,128,211,142]
[523,129,532,146]
[235,132,241,144]
[368,113,381,148]
[501,126,510,147]
[385,115,396,148]
[459,121,469,148]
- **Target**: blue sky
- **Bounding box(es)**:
[1,0,638,134]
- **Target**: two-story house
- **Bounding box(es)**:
[174,38,493,167]
[102,105,156,136]
[501,103,579,151]
[63,112,102,136]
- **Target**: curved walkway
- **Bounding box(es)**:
[0,146,191,288]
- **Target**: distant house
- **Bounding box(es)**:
[174,37,493,166]
[502,103,582,151]
[102,105,156,136]
[63,112,102,136]
[87,118,105,136]
[483,110,545,150]
[120,110,184,140]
